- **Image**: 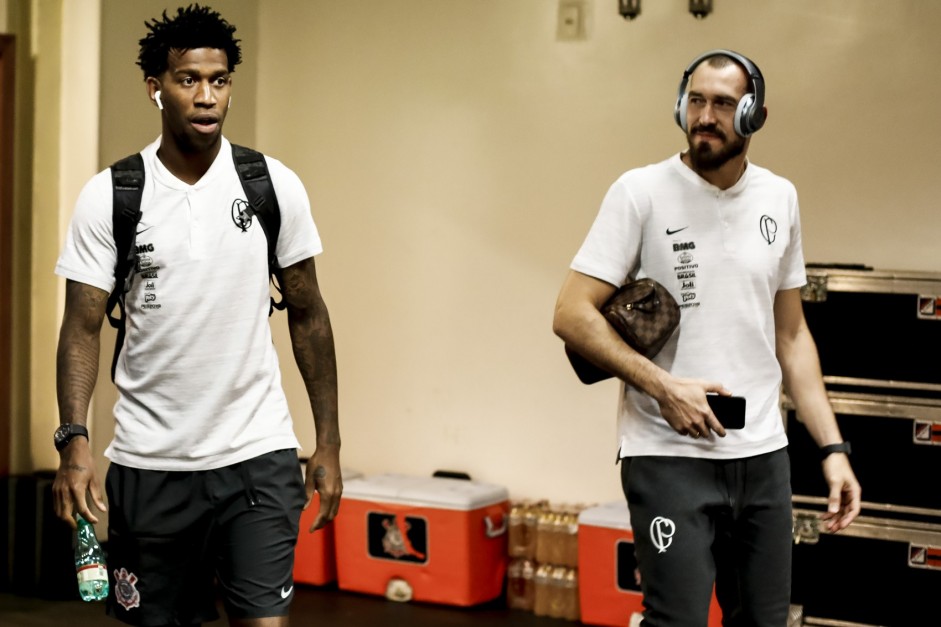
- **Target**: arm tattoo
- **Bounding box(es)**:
[57,281,107,424]
[283,260,341,448]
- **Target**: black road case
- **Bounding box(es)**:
[789,501,941,627]
[787,266,941,626]
[786,391,941,513]
[800,266,941,385]
[786,392,941,626]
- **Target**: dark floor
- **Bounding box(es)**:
[0,585,573,626]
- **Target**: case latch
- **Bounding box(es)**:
[800,274,828,302]
[792,512,821,545]
[787,604,804,627]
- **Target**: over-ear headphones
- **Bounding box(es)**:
[674,49,765,137]
[154,90,164,111]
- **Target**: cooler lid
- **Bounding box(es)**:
[343,473,509,510]
[578,500,632,530]
[297,460,363,482]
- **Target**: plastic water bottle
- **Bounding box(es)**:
[74,514,109,601]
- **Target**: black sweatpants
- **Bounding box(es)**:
[620,448,792,627]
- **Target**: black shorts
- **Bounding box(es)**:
[105,449,306,626]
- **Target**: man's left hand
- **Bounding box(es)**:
[820,454,861,532]
[303,448,342,532]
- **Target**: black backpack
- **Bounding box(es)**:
[105,144,284,380]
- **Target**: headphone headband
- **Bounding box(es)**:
[674,49,766,137]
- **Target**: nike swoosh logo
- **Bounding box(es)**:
[666,226,688,235]
[280,585,293,599]
[136,226,153,236]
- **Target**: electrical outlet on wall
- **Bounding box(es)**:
[557,0,588,41]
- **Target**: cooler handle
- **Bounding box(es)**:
[485,513,507,538]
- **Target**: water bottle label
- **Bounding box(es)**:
[77,564,107,583]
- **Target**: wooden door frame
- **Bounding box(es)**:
[0,34,15,476]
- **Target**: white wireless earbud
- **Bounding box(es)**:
[228,96,232,109]
[154,90,163,111]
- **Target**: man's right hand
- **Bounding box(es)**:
[657,378,731,440]
[52,437,106,528]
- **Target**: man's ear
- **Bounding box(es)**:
[145,77,161,109]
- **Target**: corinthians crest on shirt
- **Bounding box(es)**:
[231,198,254,231]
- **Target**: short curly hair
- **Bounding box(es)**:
[137,4,242,79]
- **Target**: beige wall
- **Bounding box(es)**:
[17,0,101,474]
[28,0,64,473]
[3,0,33,475]
[19,1,941,507]
[256,0,941,505]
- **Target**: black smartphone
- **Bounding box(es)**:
[706,394,746,430]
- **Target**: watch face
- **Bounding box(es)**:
[54,424,70,443]
[54,423,87,451]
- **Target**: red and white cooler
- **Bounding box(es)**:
[334,473,509,606]
[578,500,722,627]
[293,466,362,586]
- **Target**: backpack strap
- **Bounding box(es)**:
[231,144,284,313]
[107,153,145,381]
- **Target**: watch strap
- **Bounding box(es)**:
[820,441,851,461]
[55,423,89,451]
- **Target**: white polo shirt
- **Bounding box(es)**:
[572,153,806,459]
[56,137,322,470]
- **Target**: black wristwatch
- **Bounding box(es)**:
[819,441,851,461]
[54,423,89,452]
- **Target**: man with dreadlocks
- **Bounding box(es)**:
[52,5,341,625]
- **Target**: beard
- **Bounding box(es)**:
[686,124,746,171]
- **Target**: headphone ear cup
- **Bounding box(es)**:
[735,93,765,137]
[675,93,689,132]
[749,97,766,135]
[734,94,751,137]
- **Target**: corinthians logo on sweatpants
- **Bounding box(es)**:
[649,516,676,554]
[367,512,428,563]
